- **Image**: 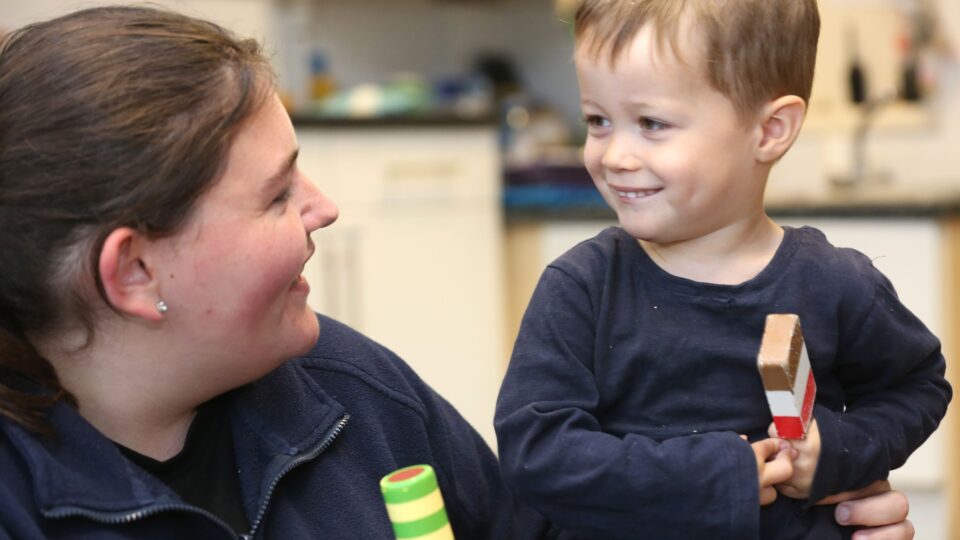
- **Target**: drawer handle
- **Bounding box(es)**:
[384,161,461,182]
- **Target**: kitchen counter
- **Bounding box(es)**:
[764,183,960,217]
[291,112,497,129]
[504,180,960,221]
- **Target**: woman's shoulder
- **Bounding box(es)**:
[290,314,436,418]
[0,432,40,532]
[0,419,33,493]
[0,410,87,526]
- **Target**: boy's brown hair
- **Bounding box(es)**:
[574,0,820,121]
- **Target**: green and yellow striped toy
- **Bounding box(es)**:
[380,464,454,540]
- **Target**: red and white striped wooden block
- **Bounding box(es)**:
[756,314,816,440]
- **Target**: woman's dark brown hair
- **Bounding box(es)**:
[0,6,273,434]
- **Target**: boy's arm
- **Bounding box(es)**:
[807,271,951,502]
[495,267,761,539]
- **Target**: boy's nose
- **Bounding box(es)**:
[601,132,642,172]
[299,174,339,233]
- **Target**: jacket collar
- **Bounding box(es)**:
[228,360,347,517]
[4,399,176,515]
[3,360,346,517]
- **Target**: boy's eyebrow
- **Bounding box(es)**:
[581,97,658,110]
[261,148,299,193]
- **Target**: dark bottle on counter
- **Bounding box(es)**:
[846,25,867,105]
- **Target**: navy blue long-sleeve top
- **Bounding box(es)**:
[495,226,951,539]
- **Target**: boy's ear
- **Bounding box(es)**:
[98,228,165,322]
[755,95,806,164]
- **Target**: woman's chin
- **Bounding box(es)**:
[292,311,321,354]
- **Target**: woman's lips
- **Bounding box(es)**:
[290,273,309,293]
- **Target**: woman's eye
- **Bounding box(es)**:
[273,187,292,205]
[639,117,668,132]
[582,115,610,129]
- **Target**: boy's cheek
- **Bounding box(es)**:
[582,148,606,177]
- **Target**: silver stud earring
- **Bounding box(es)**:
[156,300,168,314]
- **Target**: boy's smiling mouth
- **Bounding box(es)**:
[608,184,663,200]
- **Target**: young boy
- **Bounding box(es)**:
[495,1,951,538]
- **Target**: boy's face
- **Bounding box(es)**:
[576,24,767,245]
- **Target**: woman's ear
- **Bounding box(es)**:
[98,228,165,322]
[755,95,807,164]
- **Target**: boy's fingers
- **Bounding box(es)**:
[752,437,782,461]
[759,486,778,506]
[767,422,779,438]
[776,483,810,500]
[760,451,793,486]
[774,439,799,460]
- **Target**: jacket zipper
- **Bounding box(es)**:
[244,414,349,539]
[44,414,349,540]
[45,502,238,538]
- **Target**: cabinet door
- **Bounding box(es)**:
[298,126,505,447]
[301,128,499,207]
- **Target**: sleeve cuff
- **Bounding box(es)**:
[728,433,761,539]
[806,405,842,504]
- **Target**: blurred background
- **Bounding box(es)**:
[3,1,958,537]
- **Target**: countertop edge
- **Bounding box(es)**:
[291,114,497,128]
[504,203,960,223]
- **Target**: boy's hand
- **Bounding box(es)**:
[768,418,821,499]
[747,436,794,505]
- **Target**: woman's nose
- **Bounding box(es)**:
[299,173,338,232]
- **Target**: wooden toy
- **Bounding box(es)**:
[757,314,816,439]
[380,464,455,540]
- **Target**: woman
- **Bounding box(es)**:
[0,6,914,539]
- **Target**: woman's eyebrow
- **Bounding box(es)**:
[261,147,299,194]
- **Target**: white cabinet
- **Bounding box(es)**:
[298,126,505,447]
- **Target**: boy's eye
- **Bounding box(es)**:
[639,117,668,132]
[582,114,610,129]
